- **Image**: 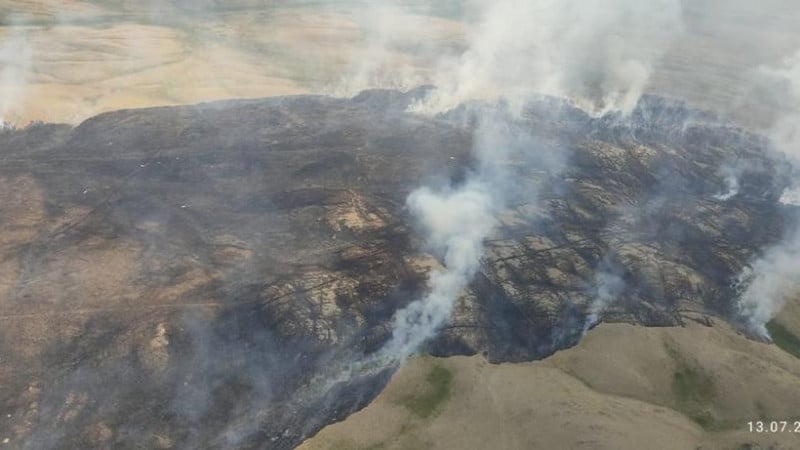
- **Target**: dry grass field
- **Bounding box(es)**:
[0,1,467,124]
[301,315,800,450]
[2,1,800,126]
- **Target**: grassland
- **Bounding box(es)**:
[300,322,800,450]
[397,364,453,419]
[767,320,800,359]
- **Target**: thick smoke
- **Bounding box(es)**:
[373,113,521,363]
[714,165,742,201]
[735,49,800,338]
[381,182,496,359]
[583,256,626,332]
[410,0,684,115]
[296,116,529,400]
[782,185,800,207]
[297,110,566,381]
[737,228,800,338]
[359,0,684,363]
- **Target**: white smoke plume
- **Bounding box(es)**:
[410,0,684,115]
[714,165,743,201]
[373,112,522,363]
[330,4,458,97]
[737,227,800,339]
[781,186,800,207]
[357,0,684,363]
[583,257,626,332]
[380,182,496,360]
[298,115,524,395]
[300,110,552,375]
[735,50,800,337]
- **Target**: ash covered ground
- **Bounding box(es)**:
[0,88,795,449]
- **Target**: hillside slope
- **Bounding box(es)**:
[302,320,800,450]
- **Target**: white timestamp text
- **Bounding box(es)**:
[747,421,800,433]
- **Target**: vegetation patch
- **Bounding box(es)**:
[672,364,715,405]
[398,364,454,419]
[665,342,719,430]
[767,321,800,359]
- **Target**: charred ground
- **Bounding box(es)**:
[0,89,794,449]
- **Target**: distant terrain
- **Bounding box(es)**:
[0,1,464,124]
[2,1,800,125]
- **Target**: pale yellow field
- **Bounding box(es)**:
[0,1,465,124]
[3,1,800,126]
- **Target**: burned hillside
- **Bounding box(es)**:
[0,89,794,449]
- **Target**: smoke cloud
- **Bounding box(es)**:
[362,101,578,365]
[381,182,496,359]
[357,0,685,363]
[714,165,742,201]
[735,49,800,338]
[782,186,800,207]
[409,0,684,115]
[583,256,626,332]
[736,227,800,338]
[372,111,519,363]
